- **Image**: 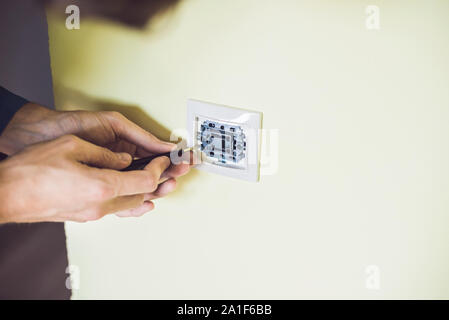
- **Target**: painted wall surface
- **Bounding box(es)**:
[47,0,449,299]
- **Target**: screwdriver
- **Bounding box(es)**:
[120,147,194,171]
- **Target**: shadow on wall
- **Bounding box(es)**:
[53,84,200,196]
[45,0,182,28]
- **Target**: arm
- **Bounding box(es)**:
[0,102,191,179]
[0,135,172,223]
[0,90,191,222]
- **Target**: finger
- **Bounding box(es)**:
[134,146,156,158]
[108,140,137,156]
[143,155,172,175]
[159,150,193,181]
[160,163,190,181]
[147,178,177,200]
[115,201,155,218]
[100,193,148,215]
[96,156,171,196]
[59,193,152,222]
[64,135,132,170]
[105,112,176,155]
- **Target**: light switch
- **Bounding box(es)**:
[187,99,263,182]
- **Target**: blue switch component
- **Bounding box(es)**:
[197,120,246,165]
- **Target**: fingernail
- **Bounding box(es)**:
[119,153,131,162]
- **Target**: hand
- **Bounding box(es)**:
[0,103,174,156]
[0,135,177,223]
[0,103,191,191]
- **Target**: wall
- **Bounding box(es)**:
[47,0,449,299]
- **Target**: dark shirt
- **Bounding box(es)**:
[0,87,28,133]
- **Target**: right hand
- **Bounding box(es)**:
[0,135,174,223]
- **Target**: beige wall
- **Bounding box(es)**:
[48,0,449,299]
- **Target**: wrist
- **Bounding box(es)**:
[11,102,57,123]
[0,137,13,155]
[0,103,58,155]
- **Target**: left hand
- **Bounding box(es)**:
[0,103,174,155]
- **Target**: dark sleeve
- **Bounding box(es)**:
[0,86,28,134]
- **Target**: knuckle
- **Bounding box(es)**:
[104,111,124,121]
[93,208,107,221]
[100,148,114,163]
[92,182,116,201]
[60,134,80,150]
[85,208,105,221]
[143,172,158,192]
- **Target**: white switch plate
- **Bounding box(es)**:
[187,99,263,182]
